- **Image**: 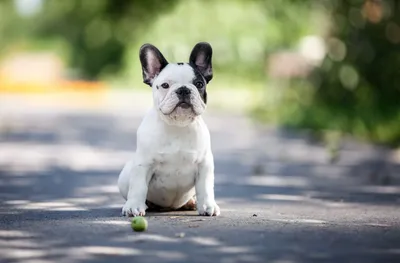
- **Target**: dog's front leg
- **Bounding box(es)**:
[121,163,153,217]
[196,152,220,216]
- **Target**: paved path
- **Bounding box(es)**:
[1,92,400,263]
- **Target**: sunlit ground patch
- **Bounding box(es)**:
[77,246,141,256]
[269,218,327,224]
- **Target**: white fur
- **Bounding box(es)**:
[155,64,206,126]
[118,63,219,217]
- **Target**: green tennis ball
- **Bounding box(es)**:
[131,216,148,232]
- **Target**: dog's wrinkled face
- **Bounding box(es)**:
[139,42,213,126]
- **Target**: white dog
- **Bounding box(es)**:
[118,42,220,217]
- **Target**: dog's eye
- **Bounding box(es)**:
[161,83,169,89]
[195,82,204,89]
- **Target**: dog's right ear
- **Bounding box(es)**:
[139,44,169,86]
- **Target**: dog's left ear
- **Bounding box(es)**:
[189,42,213,83]
[139,44,169,86]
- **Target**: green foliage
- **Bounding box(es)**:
[0,0,179,79]
[122,0,314,89]
[1,0,313,83]
[124,0,267,85]
[36,0,180,79]
[0,1,26,51]
[256,0,400,146]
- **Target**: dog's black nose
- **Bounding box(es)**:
[176,86,191,96]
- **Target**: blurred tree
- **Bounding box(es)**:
[0,1,25,49]
[266,0,400,146]
[310,0,400,145]
[30,0,179,79]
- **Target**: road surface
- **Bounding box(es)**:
[1,91,400,263]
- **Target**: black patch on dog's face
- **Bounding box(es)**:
[188,64,207,104]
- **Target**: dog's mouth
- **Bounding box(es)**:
[160,100,196,116]
[177,102,191,109]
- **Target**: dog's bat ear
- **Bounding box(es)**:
[139,44,169,86]
[189,42,213,83]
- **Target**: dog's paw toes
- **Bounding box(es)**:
[197,201,220,216]
[122,207,146,217]
[122,200,147,217]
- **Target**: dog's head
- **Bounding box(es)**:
[139,42,213,126]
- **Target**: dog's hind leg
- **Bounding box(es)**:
[178,196,197,211]
[145,197,196,212]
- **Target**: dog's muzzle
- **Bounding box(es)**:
[175,86,192,109]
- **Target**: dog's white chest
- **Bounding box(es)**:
[154,151,198,183]
[142,116,209,208]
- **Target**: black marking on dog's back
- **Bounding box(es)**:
[188,63,207,104]
[177,62,184,65]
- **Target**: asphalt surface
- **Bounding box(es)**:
[1,92,400,263]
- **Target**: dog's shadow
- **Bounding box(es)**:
[145,211,200,218]
[144,205,201,218]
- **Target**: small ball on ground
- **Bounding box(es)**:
[131,216,148,232]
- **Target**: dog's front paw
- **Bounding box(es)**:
[197,200,220,216]
[122,199,147,217]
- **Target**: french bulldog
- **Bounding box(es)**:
[117,42,220,217]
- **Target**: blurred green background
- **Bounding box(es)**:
[1,0,399,147]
